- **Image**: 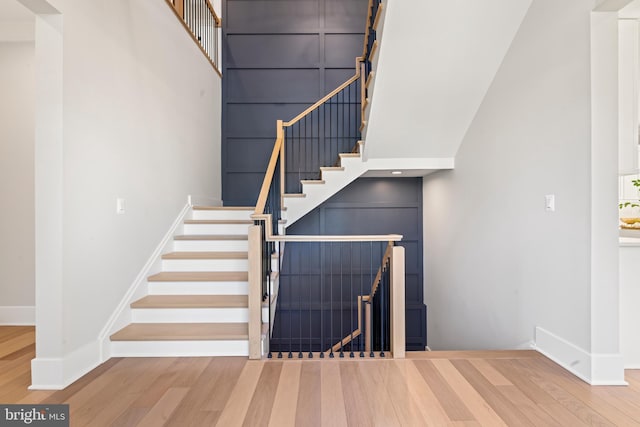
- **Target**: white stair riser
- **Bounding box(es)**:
[148,281,248,295]
[110,340,249,357]
[286,160,367,225]
[184,223,251,235]
[339,156,361,168]
[161,259,249,272]
[132,308,248,323]
[192,210,253,221]
[173,240,249,252]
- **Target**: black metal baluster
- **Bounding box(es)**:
[297,121,301,192]
[277,240,282,358]
[288,241,293,358]
[348,83,351,151]
[370,241,374,358]
[308,242,313,358]
[320,242,324,358]
[298,243,303,358]
[360,243,365,357]
[267,228,272,359]
[330,243,334,358]
[304,114,308,184]
[349,242,354,358]
[380,257,385,358]
[339,243,344,358]
[311,110,315,179]
[330,95,333,167]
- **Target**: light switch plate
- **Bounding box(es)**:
[545,194,555,212]
[116,198,125,214]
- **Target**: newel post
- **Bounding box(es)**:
[390,245,405,358]
[248,225,262,359]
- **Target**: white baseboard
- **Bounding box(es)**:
[534,327,626,385]
[30,340,101,390]
[0,306,35,325]
[98,203,192,361]
[591,353,627,385]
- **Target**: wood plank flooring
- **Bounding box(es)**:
[2,326,640,426]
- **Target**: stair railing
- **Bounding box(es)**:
[248,231,404,359]
[166,0,222,75]
[249,1,391,360]
[281,58,363,194]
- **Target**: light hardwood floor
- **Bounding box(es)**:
[2,326,640,426]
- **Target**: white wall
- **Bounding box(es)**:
[620,244,640,368]
[0,41,35,322]
[27,0,221,387]
[423,0,595,353]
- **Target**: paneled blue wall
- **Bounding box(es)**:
[222,2,427,349]
[274,178,427,350]
[222,0,368,205]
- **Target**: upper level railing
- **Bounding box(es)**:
[166,0,222,76]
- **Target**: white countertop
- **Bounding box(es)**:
[620,237,640,247]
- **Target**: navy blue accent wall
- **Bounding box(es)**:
[273,178,427,350]
[222,0,368,205]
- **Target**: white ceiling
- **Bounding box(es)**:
[620,0,640,18]
[363,0,532,160]
[0,0,33,21]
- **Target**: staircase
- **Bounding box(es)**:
[283,142,366,225]
[109,206,256,357]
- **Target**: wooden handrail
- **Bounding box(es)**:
[284,57,363,127]
[368,241,394,300]
[254,131,283,215]
[264,234,401,243]
[204,0,222,26]
[362,0,374,57]
[372,3,384,32]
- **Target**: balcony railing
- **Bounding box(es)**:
[166,0,221,75]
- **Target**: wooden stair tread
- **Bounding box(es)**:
[192,206,254,211]
[162,251,248,260]
[320,166,345,171]
[184,220,253,224]
[132,295,248,308]
[301,180,325,185]
[339,153,360,158]
[283,193,306,198]
[174,235,248,241]
[110,323,249,341]
[148,272,249,282]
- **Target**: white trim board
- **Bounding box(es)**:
[534,326,626,385]
[30,339,101,390]
[0,306,35,325]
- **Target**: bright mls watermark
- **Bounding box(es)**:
[0,405,68,426]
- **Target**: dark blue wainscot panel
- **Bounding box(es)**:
[272,178,427,351]
[222,0,368,206]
